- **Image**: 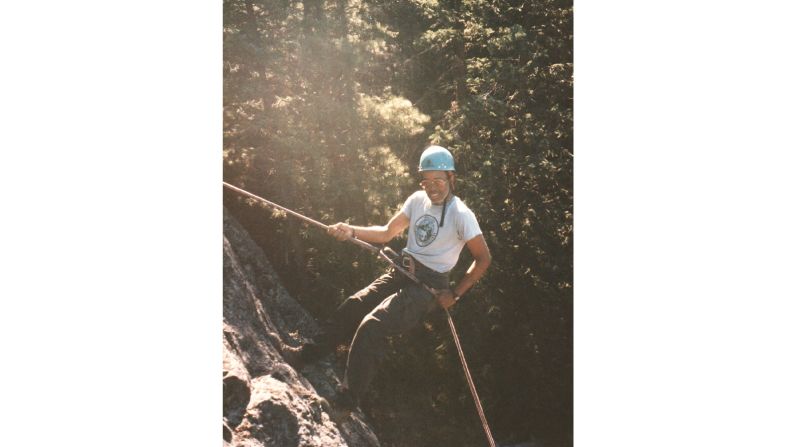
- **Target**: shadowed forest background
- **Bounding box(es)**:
[223,0,572,446]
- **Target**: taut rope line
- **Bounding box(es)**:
[223,181,497,447]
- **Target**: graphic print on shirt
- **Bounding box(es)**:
[414,214,439,247]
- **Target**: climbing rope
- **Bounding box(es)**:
[224,182,497,446]
[446,310,497,447]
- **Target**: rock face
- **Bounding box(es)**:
[223,208,380,447]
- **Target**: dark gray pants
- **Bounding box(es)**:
[305,257,449,399]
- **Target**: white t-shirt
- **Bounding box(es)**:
[400,191,482,273]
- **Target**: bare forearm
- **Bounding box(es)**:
[349,225,392,244]
[328,212,408,245]
[452,258,490,299]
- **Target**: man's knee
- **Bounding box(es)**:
[335,294,367,321]
[358,314,381,333]
[353,315,384,345]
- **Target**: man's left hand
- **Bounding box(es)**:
[433,288,457,310]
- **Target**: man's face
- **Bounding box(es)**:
[420,170,451,205]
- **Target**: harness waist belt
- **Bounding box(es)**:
[400,250,442,276]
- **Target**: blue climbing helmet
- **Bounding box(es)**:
[418,145,455,172]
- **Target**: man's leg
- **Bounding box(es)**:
[292,270,405,366]
[342,282,437,401]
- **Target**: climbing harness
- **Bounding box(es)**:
[223,182,497,447]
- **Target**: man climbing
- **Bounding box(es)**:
[280,145,492,414]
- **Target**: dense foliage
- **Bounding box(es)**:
[223,1,572,445]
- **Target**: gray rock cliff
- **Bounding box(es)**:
[223,208,380,447]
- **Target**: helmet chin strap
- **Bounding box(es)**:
[439,172,455,227]
[439,191,452,227]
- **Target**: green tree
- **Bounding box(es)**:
[224,0,573,445]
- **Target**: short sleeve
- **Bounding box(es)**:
[400,191,420,219]
[458,208,482,242]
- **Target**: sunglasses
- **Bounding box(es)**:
[419,178,448,189]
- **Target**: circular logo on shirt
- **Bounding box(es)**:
[414,214,439,247]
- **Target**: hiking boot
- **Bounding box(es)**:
[267,332,305,370]
[278,344,305,370]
